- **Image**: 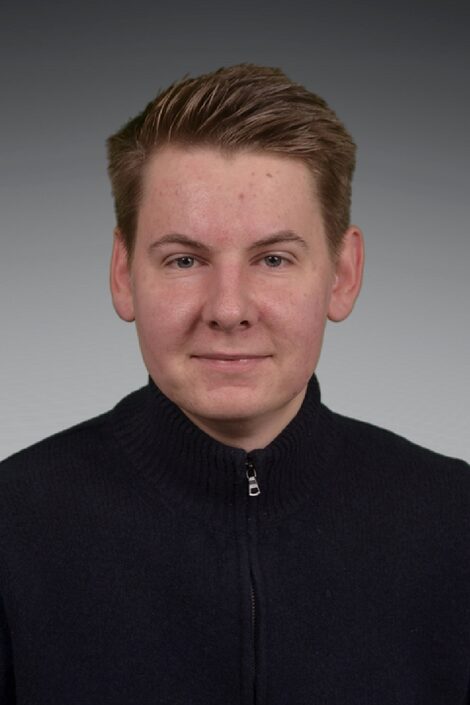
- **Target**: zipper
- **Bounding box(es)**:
[245,459,261,497]
[245,457,260,700]
[250,579,256,636]
[245,457,259,636]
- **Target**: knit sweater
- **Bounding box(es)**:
[0,376,469,704]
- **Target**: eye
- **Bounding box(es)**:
[170,255,196,269]
[263,254,285,267]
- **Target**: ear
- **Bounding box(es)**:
[110,228,135,322]
[327,226,364,322]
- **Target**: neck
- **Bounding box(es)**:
[181,390,307,452]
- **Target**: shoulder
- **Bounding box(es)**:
[0,384,149,485]
[0,412,113,569]
[325,406,470,489]
[0,386,148,550]
[319,408,470,545]
[0,410,114,496]
[0,383,146,489]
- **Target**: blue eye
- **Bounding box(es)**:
[264,255,284,267]
[174,256,195,268]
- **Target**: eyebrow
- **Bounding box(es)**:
[148,230,309,253]
[249,231,309,251]
[148,233,211,253]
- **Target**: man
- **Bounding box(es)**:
[0,64,469,704]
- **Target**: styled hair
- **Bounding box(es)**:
[106,63,356,259]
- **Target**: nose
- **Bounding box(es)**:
[201,265,256,332]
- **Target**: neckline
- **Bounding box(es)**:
[110,374,335,528]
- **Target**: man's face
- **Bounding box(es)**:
[111,146,361,443]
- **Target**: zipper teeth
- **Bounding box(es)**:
[250,575,257,694]
[246,457,258,694]
[251,581,256,634]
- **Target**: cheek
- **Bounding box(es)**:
[132,284,196,355]
[269,287,330,380]
[272,287,329,337]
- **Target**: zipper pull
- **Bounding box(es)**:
[245,461,261,497]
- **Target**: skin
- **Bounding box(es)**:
[110,146,364,451]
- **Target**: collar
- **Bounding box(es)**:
[110,375,336,528]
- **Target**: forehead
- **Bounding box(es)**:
[137,146,323,242]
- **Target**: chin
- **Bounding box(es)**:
[181,388,273,423]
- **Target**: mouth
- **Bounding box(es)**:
[190,353,271,370]
[192,354,270,361]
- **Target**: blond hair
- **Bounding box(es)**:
[106,64,356,259]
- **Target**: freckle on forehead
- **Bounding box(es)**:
[266,172,273,178]
[238,192,245,200]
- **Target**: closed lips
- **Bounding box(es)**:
[192,354,270,360]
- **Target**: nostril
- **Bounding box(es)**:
[209,319,250,329]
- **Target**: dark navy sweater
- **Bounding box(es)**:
[1,376,469,704]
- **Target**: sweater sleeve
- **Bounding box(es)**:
[0,595,15,704]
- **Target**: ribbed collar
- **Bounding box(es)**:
[110,374,336,529]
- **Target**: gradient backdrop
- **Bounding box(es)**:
[1,0,469,460]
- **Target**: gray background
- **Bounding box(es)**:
[1,0,469,461]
